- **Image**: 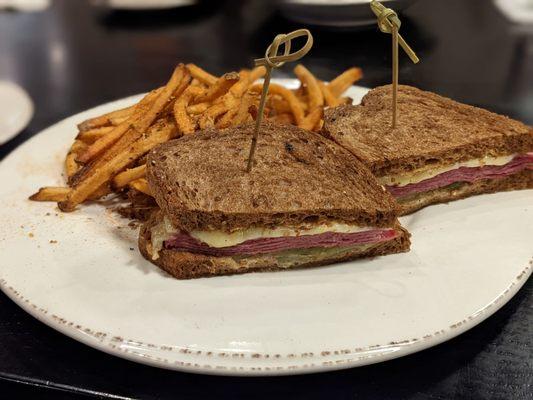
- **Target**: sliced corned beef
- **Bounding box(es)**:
[387,153,533,198]
[164,229,398,257]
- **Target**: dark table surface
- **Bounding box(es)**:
[0,0,532,398]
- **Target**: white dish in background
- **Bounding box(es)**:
[0,81,33,145]
[0,79,531,376]
[90,0,196,10]
[0,0,50,11]
[279,0,418,28]
[494,0,533,25]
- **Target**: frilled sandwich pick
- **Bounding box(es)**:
[139,122,410,279]
[323,85,533,215]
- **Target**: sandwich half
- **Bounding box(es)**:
[139,122,410,279]
[322,85,533,215]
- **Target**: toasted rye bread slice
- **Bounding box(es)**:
[397,169,533,215]
[322,85,533,177]
[146,121,400,233]
[139,212,411,279]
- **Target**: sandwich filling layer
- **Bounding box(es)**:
[164,229,398,257]
[150,217,399,259]
[382,153,533,199]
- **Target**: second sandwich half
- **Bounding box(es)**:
[323,85,533,215]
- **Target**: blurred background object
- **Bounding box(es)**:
[494,0,533,24]
[0,81,33,144]
[0,0,531,150]
[90,0,197,10]
[0,1,531,150]
[0,0,49,11]
[279,0,417,28]
[492,0,533,120]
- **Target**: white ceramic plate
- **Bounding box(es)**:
[0,79,531,376]
[0,81,34,145]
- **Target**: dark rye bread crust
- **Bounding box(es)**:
[322,85,533,177]
[398,169,533,215]
[138,212,411,279]
[146,121,399,232]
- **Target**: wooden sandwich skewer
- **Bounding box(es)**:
[246,29,314,172]
[370,0,419,129]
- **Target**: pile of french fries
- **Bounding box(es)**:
[30,63,362,212]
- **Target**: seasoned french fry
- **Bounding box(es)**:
[106,105,135,126]
[197,71,245,129]
[229,70,251,98]
[77,105,135,132]
[30,186,71,202]
[231,92,256,126]
[268,96,290,114]
[65,140,87,177]
[113,164,146,188]
[30,184,109,202]
[193,72,239,104]
[76,87,163,164]
[318,81,341,107]
[328,67,363,97]
[199,102,228,129]
[76,121,131,164]
[269,95,308,114]
[186,103,210,115]
[99,89,171,158]
[88,184,112,200]
[108,115,129,126]
[248,66,267,83]
[215,82,252,129]
[216,109,238,129]
[77,66,187,172]
[294,64,324,110]
[299,107,323,131]
[129,178,152,196]
[252,83,305,125]
[174,86,203,134]
[73,101,167,186]
[76,126,115,144]
[133,64,190,133]
[65,153,79,178]
[77,116,110,133]
[59,119,176,211]
[186,63,218,86]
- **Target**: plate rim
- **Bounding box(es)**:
[1,262,530,376]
